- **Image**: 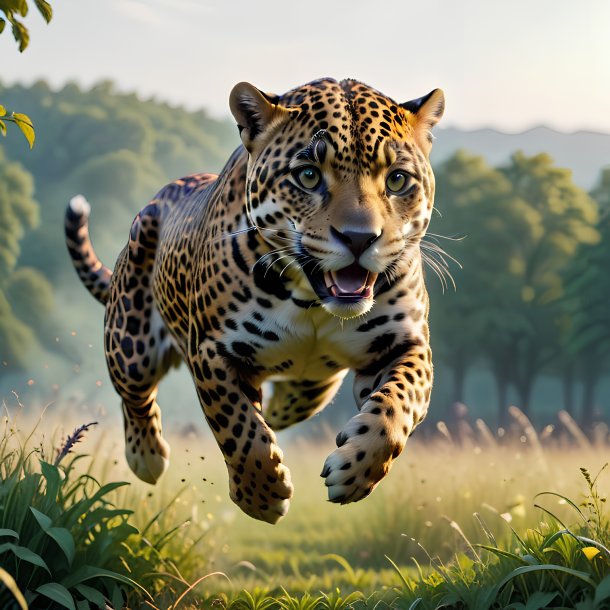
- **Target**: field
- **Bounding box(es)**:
[2,401,610,609]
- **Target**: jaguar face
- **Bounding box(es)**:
[230,78,444,319]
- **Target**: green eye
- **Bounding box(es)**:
[294,166,322,190]
[386,171,412,195]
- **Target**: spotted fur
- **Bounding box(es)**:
[65,78,445,523]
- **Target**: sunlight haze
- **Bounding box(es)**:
[1,0,609,133]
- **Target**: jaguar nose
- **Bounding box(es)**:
[330,226,382,257]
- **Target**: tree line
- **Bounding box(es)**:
[0,81,608,428]
[430,150,610,428]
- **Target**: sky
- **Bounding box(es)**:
[1,0,610,133]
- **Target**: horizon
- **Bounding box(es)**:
[4,77,610,139]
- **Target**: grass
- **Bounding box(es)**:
[2,399,610,608]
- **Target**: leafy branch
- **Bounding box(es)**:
[0,104,35,148]
[0,0,52,52]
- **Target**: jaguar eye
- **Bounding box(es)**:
[294,166,322,190]
[386,171,413,195]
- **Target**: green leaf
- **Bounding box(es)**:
[0,18,6,34]
[30,507,75,565]
[111,585,123,610]
[0,528,19,539]
[0,542,51,573]
[60,564,152,600]
[12,112,35,148]
[62,481,130,526]
[525,591,558,610]
[34,0,53,22]
[41,460,63,495]
[594,574,610,604]
[477,544,530,565]
[30,506,52,529]
[0,567,28,610]
[495,564,596,596]
[36,582,76,610]
[11,19,29,52]
[75,583,107,607]
[47,527,75,564]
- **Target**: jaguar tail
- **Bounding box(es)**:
[64,195,112,305]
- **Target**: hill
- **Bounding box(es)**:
[433,125,610,189]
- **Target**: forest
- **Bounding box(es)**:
[1,80,609,431]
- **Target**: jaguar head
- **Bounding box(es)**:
[229,78,444,319]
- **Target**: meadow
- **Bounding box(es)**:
[2,399,610,609]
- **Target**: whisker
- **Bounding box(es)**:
[253,247,294,268]
[212,224,301,245]
[279,257,300,278]
[212,226,256,243]
[252,248,299,276]
[426,232,466,243]
[422,252,448,292]
[422,249,457,291]
[421,244,461,274]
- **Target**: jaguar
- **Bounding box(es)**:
[65,78,445,523]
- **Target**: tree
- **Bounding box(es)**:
[0,80,237,386]
[0,146,39,369]
[431,151,599,424]
[562,167,610,427]
[0,144,37,277]
[496,153,599,415]
[430,150,513,405]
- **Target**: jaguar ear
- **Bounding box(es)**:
[400,88,445,155]
[229,82,290,153]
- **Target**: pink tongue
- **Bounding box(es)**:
[333,263,369,294]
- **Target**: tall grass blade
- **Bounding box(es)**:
[474,512,497,547]
[384,555,411,590]
[494,564,597,595]
[168,572,230,609]
[0,567,28,610]
[557,411,591,449]
[534,491,588,525]
[322,554,357,582]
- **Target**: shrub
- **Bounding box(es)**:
[0,411,152,609]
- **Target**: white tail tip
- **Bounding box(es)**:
[69,194,91,217]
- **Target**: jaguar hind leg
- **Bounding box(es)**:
[264,371,348,431]
[105,203,181,484]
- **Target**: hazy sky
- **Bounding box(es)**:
[2,0,609,133]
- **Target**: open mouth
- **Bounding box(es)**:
[304,261,379,303]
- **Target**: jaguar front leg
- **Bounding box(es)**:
[189,339,293,524]
[322,336,433,504]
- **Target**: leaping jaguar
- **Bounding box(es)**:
[65,78,444,523]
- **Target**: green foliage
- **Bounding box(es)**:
[431,150,600,420]
[3,416,609,608]
[0,412,157,609]
[0,106,35,148]
[0,80,237,395]
[0,0,52,148]
[0,80,236,289]
[560,168,610,424]
[0,145,37,277]
[0,146,64,372]
[0,0,52,52]
[387,465,610,609]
